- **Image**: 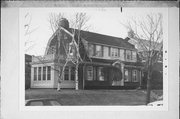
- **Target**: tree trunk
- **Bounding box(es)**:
[146,70,151,104]
[75,64,79,90]
[57,74,61,91]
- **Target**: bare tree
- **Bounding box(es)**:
[47,13,90,90]
[24,13,39,52]
[124,13,163,104]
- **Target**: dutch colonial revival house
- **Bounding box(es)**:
[30,18,143,89]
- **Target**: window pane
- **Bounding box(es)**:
[47,66,51,80]
[95,45,102,57]
[132,70,138,82]
[43,67,46,80]
[88,44,94,56]
[111,48,118,57]
[120,49,124,60]
[34,67,37,81]
[71,67,75,81]
[97,67,105,81]
[124,69,129,82]
[132,51,136,61]
[38,67,41,81]
[87,66,93,81]
[64,67,69,80]
[126,50,132,60]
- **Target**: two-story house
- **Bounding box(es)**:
[30,18,143,89]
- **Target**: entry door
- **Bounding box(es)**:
[61,66,75,88]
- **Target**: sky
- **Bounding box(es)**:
[20,8,167,56]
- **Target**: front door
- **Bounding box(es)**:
[61,66,75,88]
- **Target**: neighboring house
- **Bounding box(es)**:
[30,18,143,89]
[127,37,163,89]
[25,54,32,89]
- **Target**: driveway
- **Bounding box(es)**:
[25,89,147,105]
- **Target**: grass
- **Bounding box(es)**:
[25,89,147,105]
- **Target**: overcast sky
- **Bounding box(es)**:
[20,8,166,56]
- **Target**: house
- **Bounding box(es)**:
[30,18,143,89]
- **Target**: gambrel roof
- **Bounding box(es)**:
[69,28,136,50]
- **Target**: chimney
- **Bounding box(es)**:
[59,18,69,30]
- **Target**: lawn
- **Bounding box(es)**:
[25,89,147,105]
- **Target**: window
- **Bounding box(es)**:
[97,67,105,81]
[126,50,132,60]
[103,46,109,58]
[38,67,41,81]
[108,47,111,56]
[95,45,103,57]
[47,66,51,80]
[43,66,46,80]
[111,48,118,57]
[64,67,69,81]
[132,51,137,61]
[88,44,94,56]
[119,49,124,60]
[132,70,138,82]
[34,67,37,81]
[71,67,75,81]
[124,69,129,82]
[87,66,93,81]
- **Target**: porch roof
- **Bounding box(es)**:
[86,58,144,67]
